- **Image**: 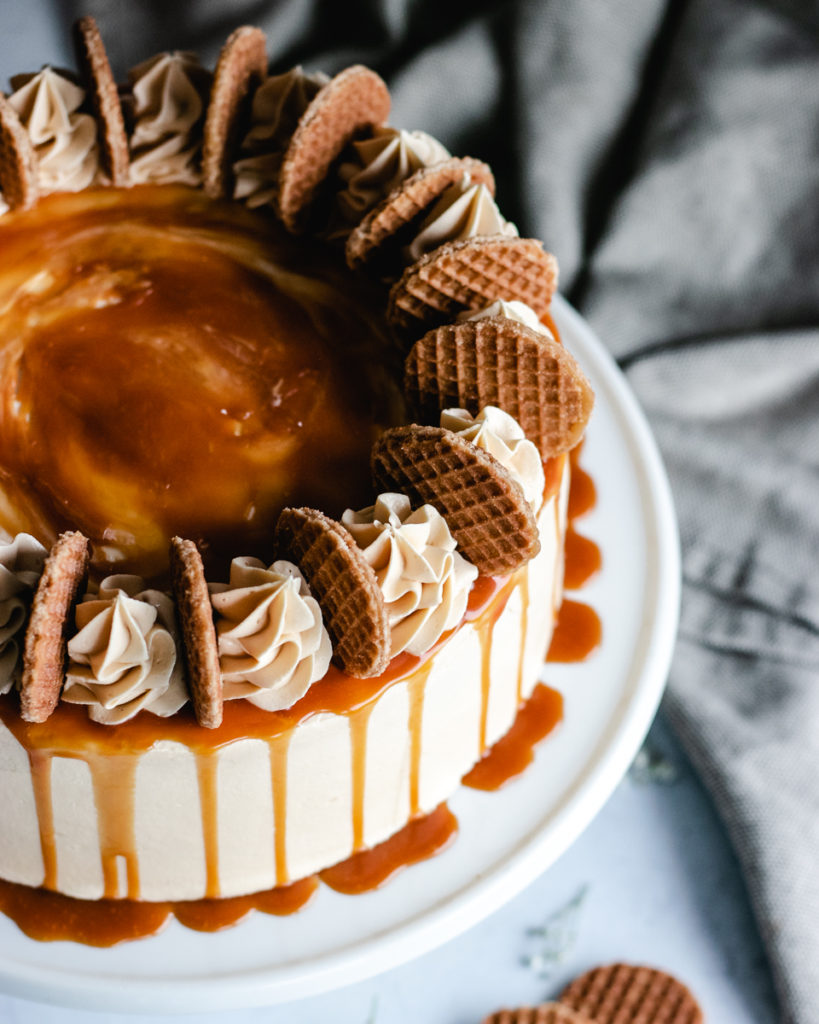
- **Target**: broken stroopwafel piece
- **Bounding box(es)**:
[202,25,268,199]
[0,92,38,211]
[73,15,129,186]
[345,156,495,274]
[560,963,704,1024]
[20,531,89,724]
[278,64,391,234]
[404,315,594,459]
[275,506,390,678]
[169,537,223,729]
[371,424,539,576]
[387,235,559,339]
[483,1004,597,1024]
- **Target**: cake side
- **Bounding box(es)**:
[0,461,568,901]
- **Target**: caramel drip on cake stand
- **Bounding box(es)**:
[320,804,457,895]
[466,443,601,791]
[463,685,563,791]
[564,529,602,590]
[546,442,601,664]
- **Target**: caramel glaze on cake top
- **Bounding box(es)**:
[0,184,404,581]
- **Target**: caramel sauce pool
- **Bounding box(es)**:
[0,186,401,579]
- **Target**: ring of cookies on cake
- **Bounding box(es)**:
[0,18,595,904]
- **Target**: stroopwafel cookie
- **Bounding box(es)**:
[387,235,558,339]
[404,315,594,458]
[275,506,390,678]
[371,424,540,576]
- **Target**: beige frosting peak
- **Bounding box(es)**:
[342,493,478,658]
[457,298,555,340]
[0,533,48,695]
[210,557,331,711]
[441,406,545,509]
[128,52,212,186]
[335,125,451,225]
[63,576,187,724]
[233,67,329,209]
[405,175,518,262]
[8,67,99,193]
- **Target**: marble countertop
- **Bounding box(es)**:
[0,714,779,1024]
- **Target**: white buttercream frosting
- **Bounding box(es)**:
[342,494,478,657]
[233,67,329,209]
[7,68,99,193]
[441,406,545,509]
[334,125,450,225]
[405,175,518,262]
[210,557,331,711]
[0,533,48,695]
[457,298,554,340]
[63,576,187,724]
[128,52,212,186]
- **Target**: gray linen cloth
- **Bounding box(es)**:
[49,1,819,1019]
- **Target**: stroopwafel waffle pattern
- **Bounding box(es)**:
[387,236,559,338]
[484,1004,597,1024]
[73,16,130,186]
[20,532,89,724]
[345,156,495,274]
[0,93,38,211]
[170,537,223,729]
[371,424,540,576]
[404,315,594,458]
[275,506,390,678]
[202,25,268,199]
[279,65,391,234]
[559,964,704,1024]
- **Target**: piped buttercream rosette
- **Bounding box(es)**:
[0,533,48,695]
[63,574,187,724]
[334,125,451,228]
[404,173,517,263]
[209,556,331,711]
[127,51,212,186]
[342,493,478,657]
[457,298,554,339]
[7,67,100,194]
[233,66,329,209]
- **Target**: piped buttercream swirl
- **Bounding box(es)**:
[405,174,517,262]
[233,67,329,209]
[63,576,187,724]
[128,52,212,186]
[334,126,450,226]
[8,68,99,193]
[457,298,555,340]
[210,557,331,711]
[0,533,47,695]
[441,406,545,509]
[342,493,478,657]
